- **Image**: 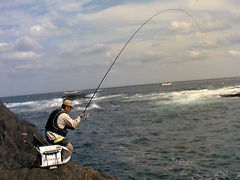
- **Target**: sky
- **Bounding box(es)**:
[1,0,240,97]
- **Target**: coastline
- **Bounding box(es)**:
[0,101,117,179]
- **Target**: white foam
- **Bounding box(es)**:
[5,98,63,112]
[5,97,102,113]
[89,103,100,109]
[122,93,162,102]
[74,102,100,111]
[5,85,240,112]
[122,85,240,105]
[86,93,97,98]
[5,101,36,108]
[92,94,124,101]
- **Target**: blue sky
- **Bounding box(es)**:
[1,0,240,97]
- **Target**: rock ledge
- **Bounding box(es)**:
[0,102,116,179]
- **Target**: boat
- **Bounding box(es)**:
[62,90,87,100]
[62,89,103,100]
[63,90,79,95]
[161,82,172,86]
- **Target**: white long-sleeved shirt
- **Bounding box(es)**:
[46,110,81,141]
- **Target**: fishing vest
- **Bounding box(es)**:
[45,109,68,137]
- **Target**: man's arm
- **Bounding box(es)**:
[58,113,81,129]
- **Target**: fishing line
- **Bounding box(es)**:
[83,8,201,113]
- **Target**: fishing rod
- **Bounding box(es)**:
[83,8,201,114]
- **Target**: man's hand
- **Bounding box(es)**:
[80,112,89,120]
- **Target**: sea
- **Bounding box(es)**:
[2,77,240,179]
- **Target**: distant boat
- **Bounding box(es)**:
[62,89,103,100]
[62,90,87,100]
[161,82,172,86]
[63,90,80,95]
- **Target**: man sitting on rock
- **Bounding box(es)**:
[45,99,88,154]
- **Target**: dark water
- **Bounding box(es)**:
[2,77,240,179]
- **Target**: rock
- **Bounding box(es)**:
[220,92,240,97]
[0,101,117,179]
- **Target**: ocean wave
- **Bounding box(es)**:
[122,85,240,105]
[5,85,240,112]
[5,98,63,112]
[91,94,125,101]
[5,96,102,112]
[74,103,100,111]
[5,101,36,108]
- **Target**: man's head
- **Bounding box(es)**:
[62,99,74,113]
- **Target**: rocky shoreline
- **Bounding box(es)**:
[0,102,116,179]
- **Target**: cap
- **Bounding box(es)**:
[63,99,74,108]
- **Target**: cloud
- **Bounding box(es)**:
[59,1,89,12]
[71,2,164,27]
[0,42,8,47]
[202,18,231,33]
[29,19,61,37]
[0,42,9,52]
[2,51,41,60]
[0,36,42,64]
[15,36,41,51]
[186,50,200,58]
[227,32,240,45]
[30,25,44,35]
[80,43,110,56]
[1,0,240,96]
[170,21,192,31]
[229,50,240,57]
[186,0,240,12]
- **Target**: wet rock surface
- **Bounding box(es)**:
[0,102,116,179]
[220,92,240,97]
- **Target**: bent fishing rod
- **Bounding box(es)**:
[83,8,201,114]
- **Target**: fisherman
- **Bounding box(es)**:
[45,99,88,154]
